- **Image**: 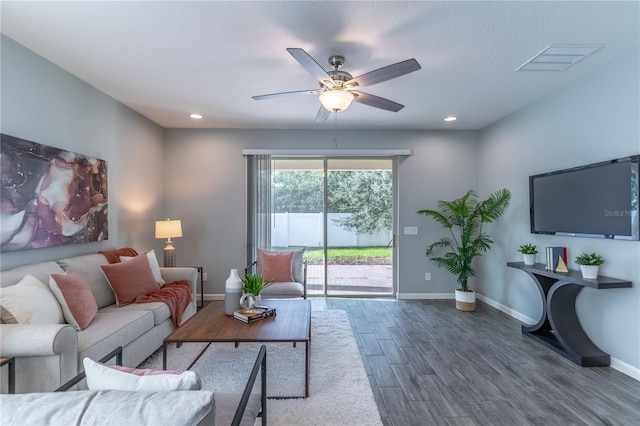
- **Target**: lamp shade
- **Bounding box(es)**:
[155,219,183,239]
[319,90,354,112]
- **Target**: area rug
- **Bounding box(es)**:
[140,310,382,426]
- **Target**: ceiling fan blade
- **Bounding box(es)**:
[351,91,404,112]
[287,48,331,83]
[315,105,331,122]
[252,89,321,101]
[346,58,421,88]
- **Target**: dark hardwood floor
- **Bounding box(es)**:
[310,298,640,426]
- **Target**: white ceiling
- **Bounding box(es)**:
[1,1,638,130]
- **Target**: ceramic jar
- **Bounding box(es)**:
[224,269,243,315]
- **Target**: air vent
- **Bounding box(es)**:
[516,44,603,71]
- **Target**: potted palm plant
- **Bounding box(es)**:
[575,252,604,279]
[417,189,511,311]
[518,243,538,265]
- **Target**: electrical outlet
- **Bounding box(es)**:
[404,226,418,235]
[202,272,208,281]
[425,272,431,280]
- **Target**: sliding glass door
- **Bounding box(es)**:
[249,156,396,297]
[325,159,394,296]
[271,158,326,295]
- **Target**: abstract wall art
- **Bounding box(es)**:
[1,134,108,252]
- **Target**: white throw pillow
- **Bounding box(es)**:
[83,357,201,392]
[0,274,64,324]
[120,249,166,285]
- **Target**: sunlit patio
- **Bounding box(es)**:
[306,264,393,296]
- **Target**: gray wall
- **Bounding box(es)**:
[477,50,640,370]
[162,128,478,298]
[0,36,165,269]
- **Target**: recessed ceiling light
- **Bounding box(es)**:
[190,113,203,119]
[444,116,457,122]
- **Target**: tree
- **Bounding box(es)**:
[272,170,323,213]
[328,171,392,234]
[271,169,393,234]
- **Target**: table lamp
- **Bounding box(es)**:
[155,218,182,267]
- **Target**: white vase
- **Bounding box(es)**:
[522,254,536,265]
[580,265,599,279]
[455,289,476,312]
[224,269,243,315]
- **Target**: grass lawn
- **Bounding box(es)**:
[302,246,392,265]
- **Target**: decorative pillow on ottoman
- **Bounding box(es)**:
[83,358,201,392]
[100,254,159,307]
[50,270,98,331]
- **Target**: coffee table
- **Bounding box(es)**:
[163,299,312,397]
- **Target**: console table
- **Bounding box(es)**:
[507,262,632,367]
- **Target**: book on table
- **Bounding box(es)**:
[234,306,276,323]
[545,246,567,271]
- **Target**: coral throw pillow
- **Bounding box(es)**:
[260,251,294,282]
[49,270,98,331]
[100,254,159,307]
[120,249,166,286]
[83,357,201,392]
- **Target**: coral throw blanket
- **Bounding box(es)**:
[99,247,139,263]
[99,247,192,327]
[134,280,193,328]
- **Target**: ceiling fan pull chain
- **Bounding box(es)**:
[334,111,338,148]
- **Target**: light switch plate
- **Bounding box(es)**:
[403,226,418,235]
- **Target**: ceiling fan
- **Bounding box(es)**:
[252,48,421,122]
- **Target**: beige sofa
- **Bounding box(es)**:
[0,252,198,394]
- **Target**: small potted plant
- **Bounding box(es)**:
[575,252,604,279]
[518,243,538,265]
[239,273,271,309]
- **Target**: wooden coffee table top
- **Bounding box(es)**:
[164,299,311,344]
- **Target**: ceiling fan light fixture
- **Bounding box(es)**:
[319,90,354,112]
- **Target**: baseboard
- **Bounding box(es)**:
[610,357,640,381]
[475,293,537,325]
[397,293,453,300]
[202,294,224,301]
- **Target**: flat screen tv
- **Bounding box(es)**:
[529,155,639,240]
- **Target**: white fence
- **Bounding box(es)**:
[271,213,392,248]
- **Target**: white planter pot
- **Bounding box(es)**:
[580,265,600,279]
[455,289,476,312]
[522,254,536,265]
